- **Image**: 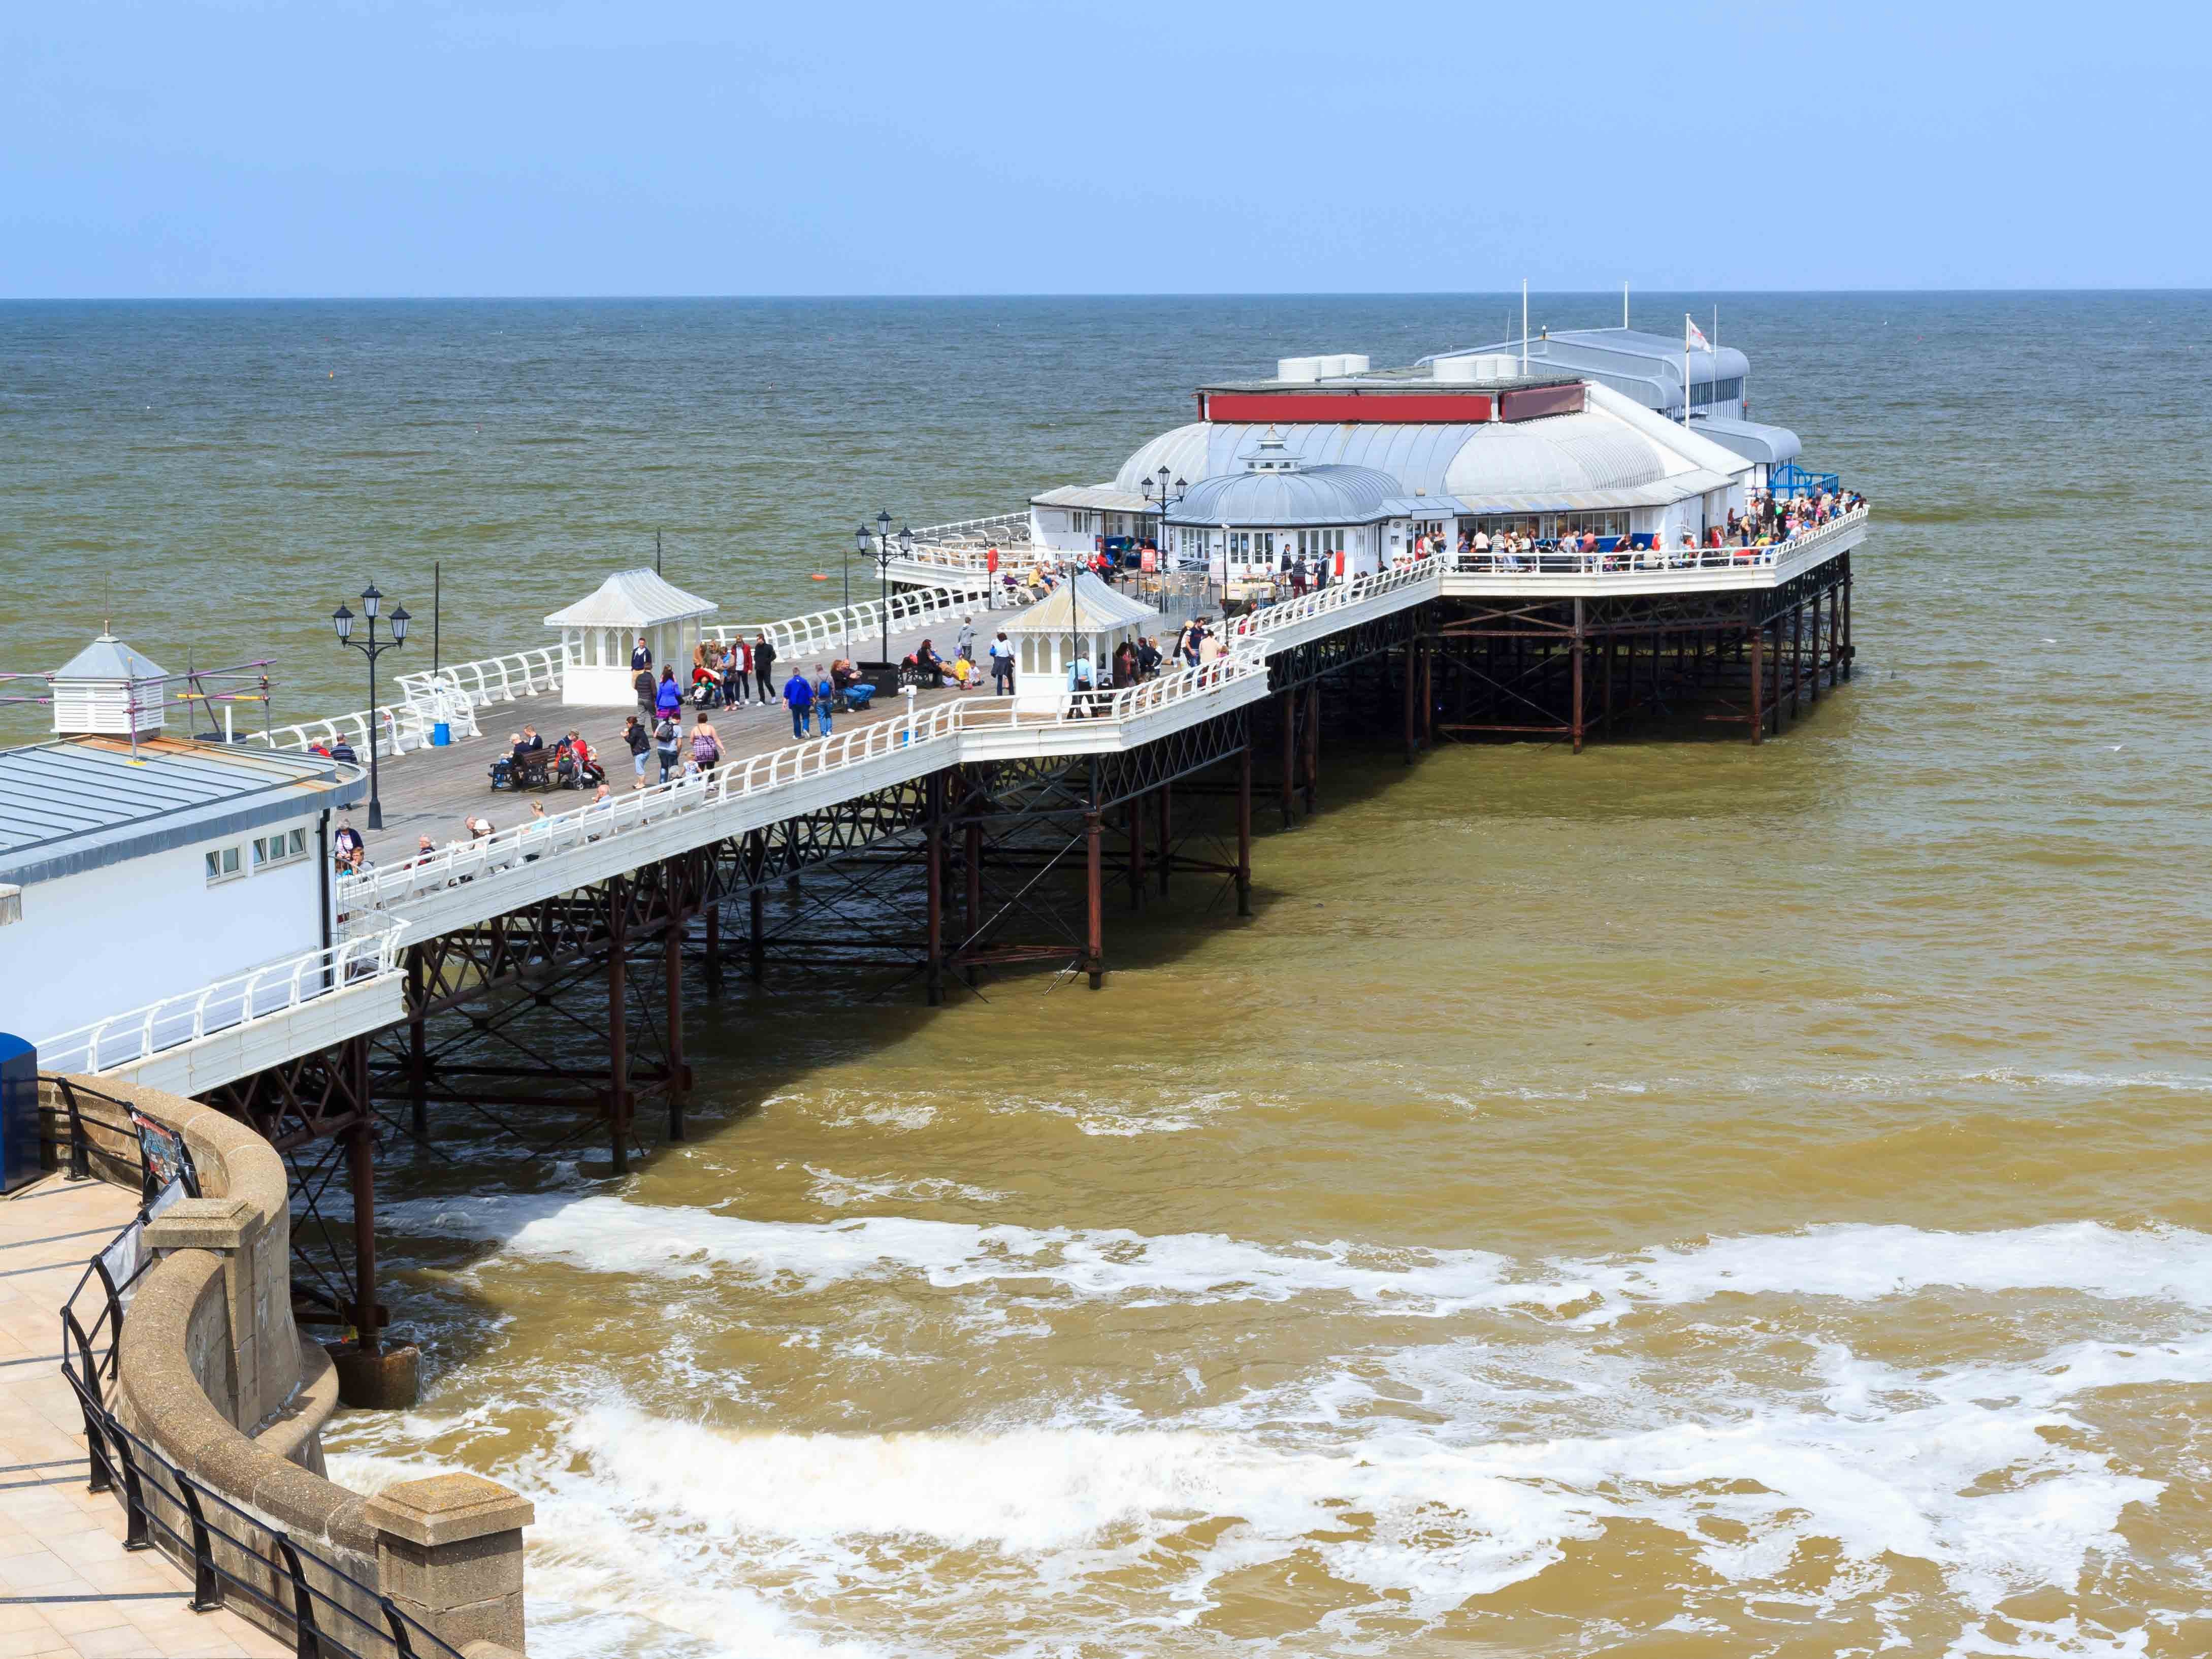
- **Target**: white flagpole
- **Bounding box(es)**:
[1520,279,1528,375]
[1682,313,1690,426]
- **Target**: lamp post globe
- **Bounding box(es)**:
[332,601,354,643]
[360,581,381,621]
[389,604,411,645]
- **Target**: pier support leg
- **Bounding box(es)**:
[963,816,984,986]
[1279,690,1296,828]
[1809,591,1823,704]
[346,1053,379,1360]
[925,773,946,1007]
[607,876,630,1176]
[1236,740,1253,918]
[1304,684,1320,814]
[405,944,428,1139]
[1403,639,1419,764]
[663,870,686,1143]
[1571,598,1586,754]
[1157,783,1172,897]
[1842,568,1854,681]
[1084,810,1104,990]
[1748,620,1764,746]
[748,885,765,983]
[1420,633,1434,745]
[1128,785,1146,910]
[703,895,722,991]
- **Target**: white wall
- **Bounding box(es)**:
[1029,507,1095,556]
[4,813,330,1047]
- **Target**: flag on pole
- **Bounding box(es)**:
[1684,314,1712,353]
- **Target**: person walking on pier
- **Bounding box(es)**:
[690,710,723,772]
[653,712,681,783]
[957,616,977,663]
[989,630,1013,695]
[814,665,836,734]
[723,639,750,708]
[655,666,683,722]
[631,636,653,674]
[623,714,650,782]
[633,663,656,721]
[754,632,777,706]
[784,666,816,738]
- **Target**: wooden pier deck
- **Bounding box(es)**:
[359,675,982,866]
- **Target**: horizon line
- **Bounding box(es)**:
[3,285,2209,304]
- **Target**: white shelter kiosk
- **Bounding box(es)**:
[546,569,719,708]
[998,572,1159,714]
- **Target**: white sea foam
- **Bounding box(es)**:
[802,1166,1006,1209]
[382,1194,2212,1325]
[430,1325,2212,1655]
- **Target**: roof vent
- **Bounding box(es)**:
[1240,427,1302,474]
[1275,356,1321,383]
[49,634,166,738]
[1433,355,1480,383]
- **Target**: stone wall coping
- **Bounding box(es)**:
[145,1194,254,1252]
[365,1473,537,1548]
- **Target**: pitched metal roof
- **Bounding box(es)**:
[51,633,167,684]
[0,737,364,887]
[1029,484,1155,514]
[1689,414,1803,467]
[543,568,718,630]
[999,572,1159,635]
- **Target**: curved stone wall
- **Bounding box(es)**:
[48,1075,531,1657]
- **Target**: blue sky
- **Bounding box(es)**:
[5,0,2205,297]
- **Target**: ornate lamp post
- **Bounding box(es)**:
[1138,467,1187,603]
[869,517,912,666]
[330,581,410,830]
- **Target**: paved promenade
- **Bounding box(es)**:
[0,1176,285,1659]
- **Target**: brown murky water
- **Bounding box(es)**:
[9,295,2211,1655]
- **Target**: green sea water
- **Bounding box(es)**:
[10,294,2212,1656]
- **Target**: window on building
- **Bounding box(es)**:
[253,828,309,871]
[1689,377,1743,408]
[205,845,244,885]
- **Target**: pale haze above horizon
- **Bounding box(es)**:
[5,0,2206,300]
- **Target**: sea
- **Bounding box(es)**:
[6,293,2212,1656]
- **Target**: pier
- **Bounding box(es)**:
[27,506,1863,1380]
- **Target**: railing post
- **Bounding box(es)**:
[273,1539,322,1654]
[55,1075,92,1181]
[176,1476,224,1611]
[107,1419,151,1550]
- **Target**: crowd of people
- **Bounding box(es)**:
[1449,486,1867,571]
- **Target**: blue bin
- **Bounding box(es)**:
[0,1034,38,1194]
[432,721,452,746]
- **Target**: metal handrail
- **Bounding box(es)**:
[58,1233,468,1659]
[707,583,978,664]
[394,646,566,717]
[1444,506,1867,580]
[35,926,407,1076]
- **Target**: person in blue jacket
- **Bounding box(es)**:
[783,668,815,738]
[654,666,682,721]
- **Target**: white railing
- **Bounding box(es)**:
[248,701,441,760]
[36,926,407,1076]
[396,647,565,717]
[1219,559,1442,649]
[908,509,1031,545]
[1444,506,1866,581]
[709,585,979,665]
[337,630,1279,926]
